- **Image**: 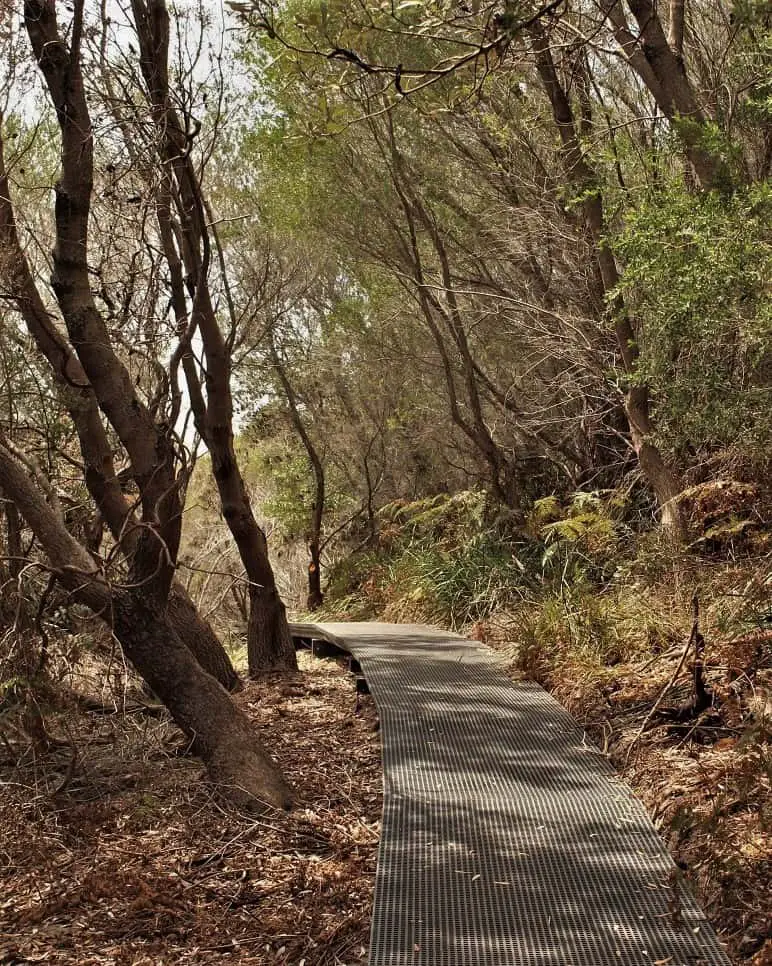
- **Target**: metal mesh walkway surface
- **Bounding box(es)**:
[295,622,731,966]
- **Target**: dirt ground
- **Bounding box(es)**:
[0,652,382,965]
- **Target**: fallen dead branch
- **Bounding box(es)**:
[624,595,705,765]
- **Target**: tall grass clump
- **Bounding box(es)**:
[321,491,532,626]
[382,532,529,629]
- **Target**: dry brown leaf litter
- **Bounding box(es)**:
[0,652,382,965]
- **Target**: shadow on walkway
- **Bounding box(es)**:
[295,622,731,966]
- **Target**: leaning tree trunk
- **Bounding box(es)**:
[0,99,240,692]
[214,446,297,677]
[618,0,730,191]
[625,385,686,536]
[211,444,297,676]
[114,590,292,810]
[166,588,241,692]
[0,441,290,808]
[384,130,522,511]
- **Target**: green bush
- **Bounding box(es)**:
[527,490,628,585]
[613,183,772,459]
[384,532,528,629]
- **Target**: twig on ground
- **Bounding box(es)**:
[49,734,78,797]
[624,595,701,766]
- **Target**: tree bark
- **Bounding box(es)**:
[24,0,181,599]
[247,585,296,675]
[0,442,290,808]
[113,591,291,809]
[625,388,684,534]
[166,589,241,692]
[668,0,685,59]
[307,544,324,612]
[363,458,378,546]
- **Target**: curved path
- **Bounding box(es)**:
[291,621,730,966]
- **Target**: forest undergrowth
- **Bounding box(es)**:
[0,652,381,965]
[315,487,772,965]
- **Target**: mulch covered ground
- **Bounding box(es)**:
[0,652,382,965]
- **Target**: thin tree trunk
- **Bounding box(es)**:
[155,180,292,673]
[268,338,326,611]
[363,458,378,546]
[530,25,687,538]
[131,0,296,675]
[307,541,323,612]
[382,117,522,509]
[383,130,519,508]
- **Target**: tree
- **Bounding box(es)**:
[0,116,241,692]
[233,0,768,533]
[110,0,296,675]
[0,0,291,805]
[267,331,326,609]
[528,21,686,535]
[238,30,625,511]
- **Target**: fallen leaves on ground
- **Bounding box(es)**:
[0,652,382,965]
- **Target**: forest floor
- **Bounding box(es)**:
[0,652,382,966]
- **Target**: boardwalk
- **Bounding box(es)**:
[291,622,730,966]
